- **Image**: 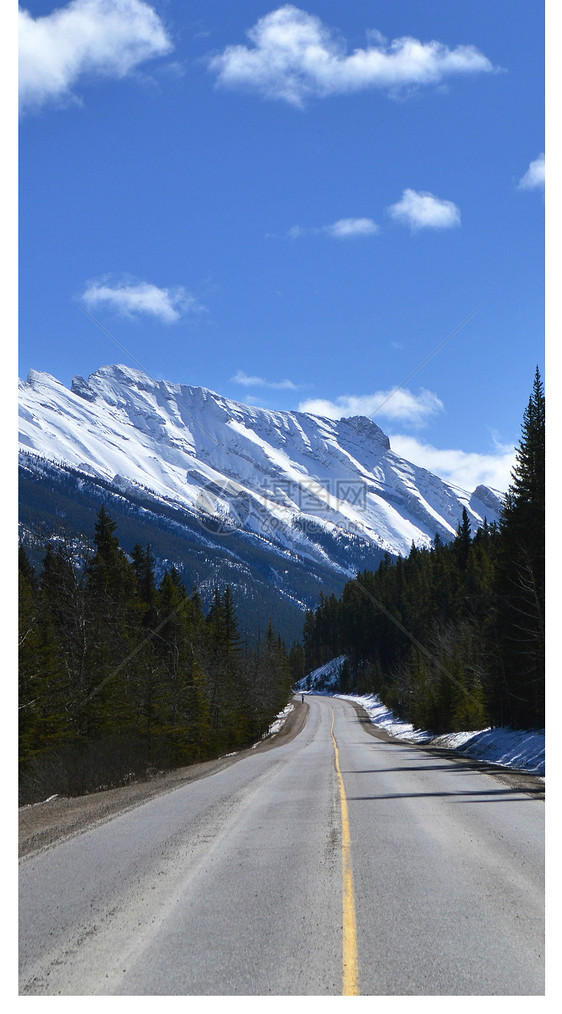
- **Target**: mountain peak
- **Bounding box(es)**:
[470,484,504,515]
[72,363,160,399]
[336,414,391,450]
[26,368,67,389]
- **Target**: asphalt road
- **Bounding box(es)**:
[19,695,544,995]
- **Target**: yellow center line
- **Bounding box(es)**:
[331,707,360,996]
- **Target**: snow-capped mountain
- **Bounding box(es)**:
[18,365,503,636]
[19,364,501,554]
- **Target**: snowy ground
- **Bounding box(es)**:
[298,657,545,777]
[297,656,348,693]
[251,703,295,747]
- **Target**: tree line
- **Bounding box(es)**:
[19,506,300,803]
[303,369,545,734]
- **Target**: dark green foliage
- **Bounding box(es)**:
[454,508,472,570]
[491,367,545,727]
[304,371,545,734]
[19,509,294,803]
[288,640,306,685]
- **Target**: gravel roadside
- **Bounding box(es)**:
[19,699,308,859]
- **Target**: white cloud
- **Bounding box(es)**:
[298,387,443,428]
[232,370,300,390]
[208,5,495,107]
[80,278,202,322]
[324,217,379,238]
[288,217,379,239]
[387,189,461,231]
[19,0,172,113]
[517,153,545,191]
[389,433,516,493]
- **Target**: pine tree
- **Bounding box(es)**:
[454,508,472,571]
[93,505,120,560]
[83,507,138,739]
[493,368,545,728]
[288,640,306,684]
[504,366,545,526]
[153,569,207,765]
[132,544,158,628]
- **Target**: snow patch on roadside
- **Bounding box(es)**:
[253,703,294,746]
[339,692,545,776]
[431,726,545,775]
[339,693,432,744]
[19,793,60,810]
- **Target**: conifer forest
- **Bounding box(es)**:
[18,508,298,803]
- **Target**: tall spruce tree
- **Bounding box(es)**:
[493,367,545,727]
[84,506,138,739]
[454,508,472,571]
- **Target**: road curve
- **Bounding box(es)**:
[19,696,544,995]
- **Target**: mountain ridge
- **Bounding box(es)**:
[18,364,503,638]
[19,364,502,556]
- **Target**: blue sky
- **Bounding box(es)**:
[17,1,545,491]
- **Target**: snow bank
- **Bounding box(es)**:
[338,692,545,776]
[431,726,545,775]
[252,703,294,746]
[267,703,294,737]
[338,693,433,744]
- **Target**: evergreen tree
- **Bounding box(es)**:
[83,507,138,739]
[93,505,120,560]
[154,569,209,765]
[132,544,158,628]
[288,640,306,685]
[454,508,472,571]
[493,367,545,727]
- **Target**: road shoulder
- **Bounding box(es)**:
[19,699,309,860]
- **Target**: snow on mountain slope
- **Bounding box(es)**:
[18,365,503,562]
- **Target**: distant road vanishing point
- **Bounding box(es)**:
[19,696,544,995]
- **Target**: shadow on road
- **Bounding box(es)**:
[347,786,542,802]
[346,703,544,800]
